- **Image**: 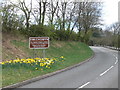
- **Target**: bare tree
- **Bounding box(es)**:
[76,2,102,43]
[41,1,47,25]
[11,0,32,29]
[110,22,120,35]
[47,0,58,25]
[32,0,48,25]
[61,2,67,30]
[1,1,23,32]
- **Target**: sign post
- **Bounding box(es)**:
[29,37,49,58]
[43,49,45,58]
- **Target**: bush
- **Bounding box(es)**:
[20,24,79,41]
[22,24,53,38]
[55,30,69,41]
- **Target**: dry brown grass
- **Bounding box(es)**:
[2,33,27,61]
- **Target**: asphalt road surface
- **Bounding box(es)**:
[18,46,118,88]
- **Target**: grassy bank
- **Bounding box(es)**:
[2,40,93,87]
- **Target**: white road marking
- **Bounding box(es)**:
[100,66,114,76]
[115,59,118,64]
[77,53,117,89]
[78,82,91,88]
[114,56,118,64]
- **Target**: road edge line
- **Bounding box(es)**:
[78,82,91,88]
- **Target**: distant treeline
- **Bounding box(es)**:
[1,0,120,47]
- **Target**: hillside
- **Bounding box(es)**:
[2,33,93,62]
[2,33,93,87]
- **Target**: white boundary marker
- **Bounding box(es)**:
[78,82,91,88]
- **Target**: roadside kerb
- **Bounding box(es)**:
[2,52,95,89]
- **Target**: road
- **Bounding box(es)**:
[18,46,118,88]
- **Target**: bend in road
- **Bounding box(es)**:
[17,46,118,88]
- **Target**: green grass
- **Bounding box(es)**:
[2,40,93,87]
[0,65,2,88]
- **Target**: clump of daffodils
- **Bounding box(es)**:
[2,56,65,70]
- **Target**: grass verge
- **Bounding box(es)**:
[2,41,93,87]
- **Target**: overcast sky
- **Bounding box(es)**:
[101,0,120,29]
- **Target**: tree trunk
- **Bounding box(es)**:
[38,1,42,25]
[42,2,47,26]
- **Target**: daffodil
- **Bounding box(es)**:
[2,62,5,65]
[60,56,64,58]
[35,68,38,70]
[40,68,43,71]
[46,65,48,68]
[40,63,44,66]
[2,56,65,70]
